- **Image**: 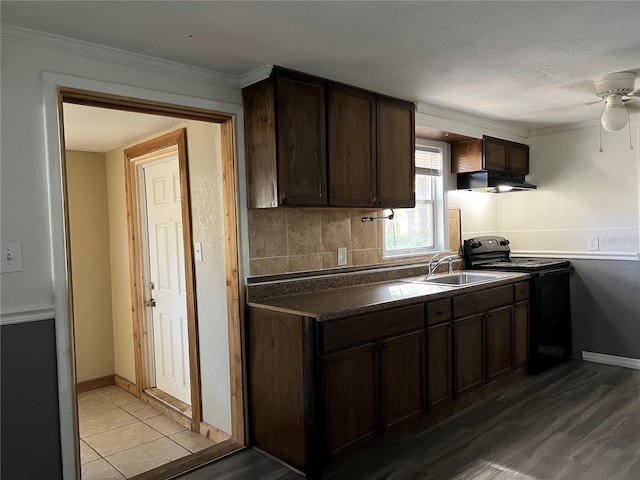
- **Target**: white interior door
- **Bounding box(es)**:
[142,156,191,404]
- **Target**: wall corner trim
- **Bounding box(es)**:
[239,65,273,88]
[582,351,640,370]
[511,250,639,262]
[1,304,56,325]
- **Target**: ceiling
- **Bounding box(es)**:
[3,1,640,150]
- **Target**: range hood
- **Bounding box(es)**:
[456,170,537,193]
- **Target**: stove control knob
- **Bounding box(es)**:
[499,239,510,246]
[471,240,482,249]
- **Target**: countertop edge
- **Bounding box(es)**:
[248,271,531,322]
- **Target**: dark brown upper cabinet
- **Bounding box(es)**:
[451,135,529,175]
[376,97,416,208]
[328,85,415,207]
[243,67,415,208]
[243,68,327,208]
[328,85,376,207]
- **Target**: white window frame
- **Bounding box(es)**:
[383,138,450,258]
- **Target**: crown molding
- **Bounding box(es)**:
[239,65,273,88]
[1,23,240,88]
[528,112,640,137]
[415,102,529,141]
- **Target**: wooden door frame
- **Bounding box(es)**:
[123,131,202,428]
[59,87,246,455]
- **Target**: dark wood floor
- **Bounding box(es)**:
[178,360,640,479]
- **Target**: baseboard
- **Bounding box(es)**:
[582,351,640,370]
[114,374,138,395]
[200,421,231,443]
[76,375,115,393]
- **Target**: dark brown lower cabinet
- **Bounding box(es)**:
[323,330,425,454]
[453,314,485,397]
[427,323,452,409]
[323,343,377,455]
[513,300,530,368]
[486,306,514,382]
[380,330,426,430]
[248,281,530,479]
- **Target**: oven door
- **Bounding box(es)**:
[530,266,572,372]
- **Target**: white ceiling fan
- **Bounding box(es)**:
[586,71,639,152]
[588,71,640,132]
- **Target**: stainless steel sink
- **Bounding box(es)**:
[404,272,508,286]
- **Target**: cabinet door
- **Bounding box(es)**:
[328,85,376,207]
[427,323,452,410]
[377,97,415,207]
[323,343,377,454]
[483,136,508,171]
[513,300,529,369]
[276,71,327,206]
[379,330,425,431]
[486,306,513,382]
[453,314,485,397]
[508,142,529,174]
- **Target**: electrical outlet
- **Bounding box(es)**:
[337,247,348,266]
[1,241,22,273]
[588,236,599,251]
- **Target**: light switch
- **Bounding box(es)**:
[2,241,23,273]
[194,242,203,262]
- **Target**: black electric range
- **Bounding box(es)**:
[464,236,572,373]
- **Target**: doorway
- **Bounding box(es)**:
[60,89,245,478]
[123,131,201,424]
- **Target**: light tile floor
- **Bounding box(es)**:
[79,385,216,479]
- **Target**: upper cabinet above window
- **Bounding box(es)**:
[451,135,529,175]
[242,67,415,209]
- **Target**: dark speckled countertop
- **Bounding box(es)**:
[247,270,530,321]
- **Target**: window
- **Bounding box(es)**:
[383,142,446,257]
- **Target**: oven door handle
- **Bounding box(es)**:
[535,265,572,277]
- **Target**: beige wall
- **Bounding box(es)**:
[66,150,115,383]
[248,208,461,276]
[105,147,137,383]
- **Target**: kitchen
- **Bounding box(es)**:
[1,2,639,479]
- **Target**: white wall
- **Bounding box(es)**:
[446,119,639,259]
[0,27,241,313]
[185,122,232,433]
[506,122,639,256]
[0,27,243,479]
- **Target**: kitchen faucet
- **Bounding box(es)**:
[427,253,458,276]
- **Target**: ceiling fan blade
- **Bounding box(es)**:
[584,98,603,106]
[623,97,640,112]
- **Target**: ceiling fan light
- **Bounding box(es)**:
[601,105,628,132]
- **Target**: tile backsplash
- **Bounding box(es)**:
[248,207,462,276]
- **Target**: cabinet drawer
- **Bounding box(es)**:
[453,285,513,318]
[426,298,452,326]
[321,304,423,352]
[514,281,530,302]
